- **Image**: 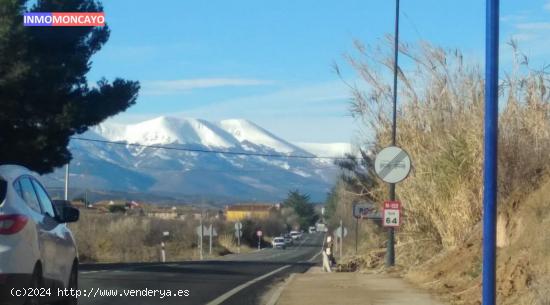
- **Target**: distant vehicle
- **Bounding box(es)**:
[290,230,301,240]
[316,222,327,232]
[308,226,316,233]
[272,237,286,249]
[0,165,80,305]
[283,234,293,245]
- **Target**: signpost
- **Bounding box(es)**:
[374,145,411,266]
[374,146,411,184]
[352,202,381,254]
[196,225,217,237]
[334,221,347,258]
[235,222,243,254]
[353,202,381,219]
[256,230,262,250]
[196,225,217,259]
[382,201,401,227]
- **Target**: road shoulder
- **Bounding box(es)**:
[271,267,447,305]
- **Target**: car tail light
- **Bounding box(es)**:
[0,215,28,234]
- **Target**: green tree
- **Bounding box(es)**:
[0,0,139,173]
[282,190,318,229]
[335,149,378,201]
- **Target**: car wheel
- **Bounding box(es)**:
[24,265,43,305]
[54,263,78,305]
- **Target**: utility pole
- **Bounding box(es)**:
[386,0,400,268]
[64,163,69,200]
[482,1,499,305]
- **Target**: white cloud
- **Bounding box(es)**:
[141,78,273,95]
[515,22,550,31]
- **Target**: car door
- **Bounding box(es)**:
[17,177,59,287]
[30,178,71,288]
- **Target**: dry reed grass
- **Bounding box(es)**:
[339,38,550,249]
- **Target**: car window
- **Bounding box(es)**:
[0,179,6,203]
[31,179,56,218]
[18,177,42,213]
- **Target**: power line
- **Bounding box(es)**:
[70,137,348,160]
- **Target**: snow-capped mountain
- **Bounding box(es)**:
[44,116,347,203]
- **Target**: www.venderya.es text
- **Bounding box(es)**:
[11,287,190,299]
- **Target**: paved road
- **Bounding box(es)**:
[78,233,324,305]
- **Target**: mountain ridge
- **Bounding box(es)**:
[44,116,349,203]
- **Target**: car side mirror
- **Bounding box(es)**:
[52,200,80,223]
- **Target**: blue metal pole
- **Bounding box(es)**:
[483,0,499,305]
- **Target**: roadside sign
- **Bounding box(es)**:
[382,201,401,227]
[374,146,411,183]
[196,225,217,237]
[334,226,348,238]
[353,202,382,219]
[234,222,242,230]
[256,230,263,237]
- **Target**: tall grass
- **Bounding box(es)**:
[340,38,550,248]
[70,211,200,262]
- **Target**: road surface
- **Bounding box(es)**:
[78,233,324,305]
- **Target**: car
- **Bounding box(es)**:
[271,237,286,249]
[0,165,80,305]
[308,226,316,233]
[290,230,301,240]
[283,234,293,246]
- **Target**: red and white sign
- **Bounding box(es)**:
[256,230,263,237]
[383,201,401,227]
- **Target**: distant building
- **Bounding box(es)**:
[225,204,278,221]
[148,211,179,220]
[125,201,140,209]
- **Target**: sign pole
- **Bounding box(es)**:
[339,219,343,258]
[237,226,241,254]
[209,223,213,256]
[200,212,204,260]
[355,217,359,255]
[386,0,400,268]
[483,0,499,304]
[64,163,69,200]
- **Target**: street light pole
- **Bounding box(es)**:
[482,1,499,304]
[386,0,400,268]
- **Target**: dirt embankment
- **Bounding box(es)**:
[404,177,550,305]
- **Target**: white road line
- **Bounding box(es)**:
[205,265,291,305]
[308,251,322,262]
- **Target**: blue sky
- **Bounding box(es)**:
[87,0,550,143]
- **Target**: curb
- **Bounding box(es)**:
[265,273,296,305]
